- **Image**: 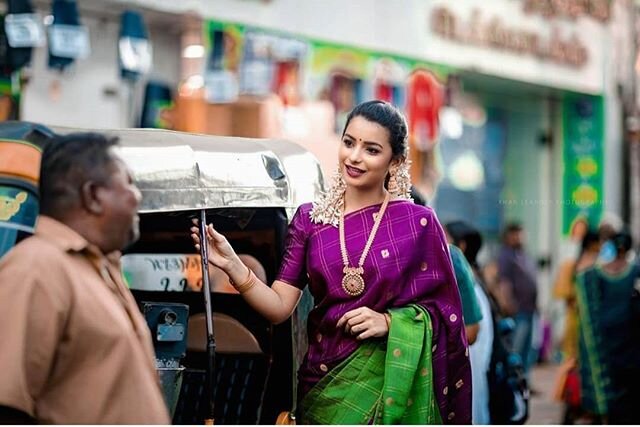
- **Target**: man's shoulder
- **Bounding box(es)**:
[0,235,69,272]
[0,236,76,308]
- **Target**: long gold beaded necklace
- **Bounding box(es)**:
[339,191,390,296]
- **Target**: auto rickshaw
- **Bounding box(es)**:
[0,122,56,258]
[48,127,324,424]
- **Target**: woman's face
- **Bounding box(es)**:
[339,115,397,192]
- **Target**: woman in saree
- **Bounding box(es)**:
[552,230,600,423]
[191,100,471,424]
[575,231,640,424]
[554,228,599,362]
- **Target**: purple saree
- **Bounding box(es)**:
[276,200,472,424]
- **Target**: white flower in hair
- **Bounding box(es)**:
[310,166,345,227]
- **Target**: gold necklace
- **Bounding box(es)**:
[339,192,391,296]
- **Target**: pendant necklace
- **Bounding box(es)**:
[339,192,390,297]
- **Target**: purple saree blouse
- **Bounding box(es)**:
[276,200,472,424]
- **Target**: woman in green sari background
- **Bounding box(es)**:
[576,231,640,424]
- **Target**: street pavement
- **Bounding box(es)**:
[527,362,564,425]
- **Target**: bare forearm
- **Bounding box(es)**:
[224,261,301,324]
[240,281,299,324]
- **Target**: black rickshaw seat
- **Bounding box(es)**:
[173,312,271,425]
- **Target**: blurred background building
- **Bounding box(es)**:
[2,0,640,355]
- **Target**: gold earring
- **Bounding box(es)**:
[387,160,412,200]
[388,166,400,195]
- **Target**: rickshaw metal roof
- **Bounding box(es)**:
[51,127,325,215]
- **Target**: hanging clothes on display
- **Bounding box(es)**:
[406,69,443,194]
[140,81,173,129]
[119,10,152,82]
[47,0,89,72]
[0,0,41,76]
[406,69,443,151]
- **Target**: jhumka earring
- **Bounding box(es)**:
[387,159,413,200]
[310,163,346,226]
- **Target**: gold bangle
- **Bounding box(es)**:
[233,268,257,294]
[384,313,391,330]
[237,272,256,294]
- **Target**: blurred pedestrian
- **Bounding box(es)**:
[552,229,600,424]
[446,221,494,424]
[410,187,482,345]
[554,229,600,361]
[0,133,170,424]
[447,245,482,343]
[496,222,538,377]
[597,212,623,265]
[576,230,640,424]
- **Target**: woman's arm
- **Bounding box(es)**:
[192,222,302,324]
[465,323,480,345]
[224,257,303,324]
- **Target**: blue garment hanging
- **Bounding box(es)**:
[139,81,172,128]
[0,0,35,75]
[119,10,150,82]
[47,0,81,71]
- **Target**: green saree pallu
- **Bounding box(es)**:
[576,265,640,420]
[575,269,612,416]
[300,304,442,424]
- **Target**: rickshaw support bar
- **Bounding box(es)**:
[199,210,216,423]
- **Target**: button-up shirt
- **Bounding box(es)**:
[0,216,170,424]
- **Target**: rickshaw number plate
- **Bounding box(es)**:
[157,324,185,342]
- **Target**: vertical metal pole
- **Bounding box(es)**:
[199,210,216,424]
[630,5,640,249]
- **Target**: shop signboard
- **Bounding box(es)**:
[183,0,608,95]
[203,18,450,116]
[562,94,604,235]
[204,18,452,102]
[121,253,241,295]
[121,253,202,292]
[425,0,606,94]
[123,0,608,92]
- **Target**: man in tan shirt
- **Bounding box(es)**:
[0,132,171,424]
